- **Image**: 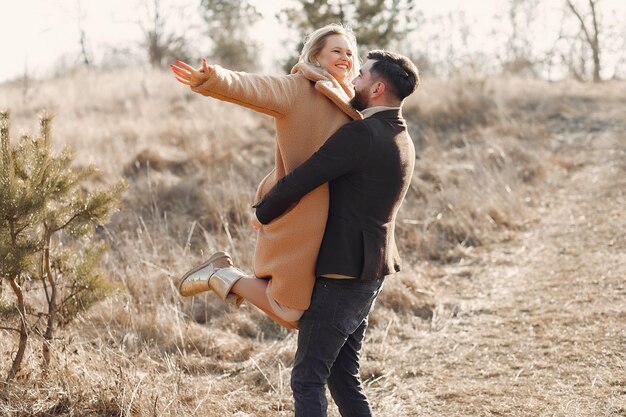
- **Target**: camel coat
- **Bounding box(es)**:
[191,63,362,310]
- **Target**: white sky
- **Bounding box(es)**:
[0,0,625,83]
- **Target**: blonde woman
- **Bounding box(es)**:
[171,24,362,329]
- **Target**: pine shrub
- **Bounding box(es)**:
[0,110,125,398]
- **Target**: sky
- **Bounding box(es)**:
[0,0,625,83]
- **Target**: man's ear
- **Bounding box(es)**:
[371,81,385,98]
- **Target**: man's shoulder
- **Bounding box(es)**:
[338,117,373,133]
[342,114,389,130]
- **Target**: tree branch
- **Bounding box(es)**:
[566,0,593,46]
[56,211,84,233]
[589,0,599,48]
[0,326,21,333]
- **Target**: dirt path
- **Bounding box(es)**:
[366,110,625,416]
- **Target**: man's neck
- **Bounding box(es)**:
[361,105,400,118]
[369,97,402,108]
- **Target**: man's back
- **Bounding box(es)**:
[254,108,415,280]
[318,108,415,279]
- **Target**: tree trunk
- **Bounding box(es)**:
[566,0,601,82]
[42,232,56,369]
[2,277,28,401]
[42,244,57,371]
[588,0,601,82]
[2,217,28,401]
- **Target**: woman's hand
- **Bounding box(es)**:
[170,58,213,87]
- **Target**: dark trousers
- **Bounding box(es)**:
[291,277,384,417]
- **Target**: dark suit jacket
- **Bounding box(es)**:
[254,109,415,280]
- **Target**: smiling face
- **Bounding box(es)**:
[314,34,354,82]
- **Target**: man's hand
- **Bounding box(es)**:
[170,58,214,88]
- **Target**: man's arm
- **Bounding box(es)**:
[254,121,371,224]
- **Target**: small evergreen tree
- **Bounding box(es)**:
[0,110,124,399]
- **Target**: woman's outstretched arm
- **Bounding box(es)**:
[170,58,297,118]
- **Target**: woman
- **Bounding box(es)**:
[170,24,362,329]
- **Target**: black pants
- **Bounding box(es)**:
[291,277,384,417]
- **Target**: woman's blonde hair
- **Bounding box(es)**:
[299,23,360,81]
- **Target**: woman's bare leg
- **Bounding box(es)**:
[231,277,299,329]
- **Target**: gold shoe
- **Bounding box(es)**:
[178,251,245,307]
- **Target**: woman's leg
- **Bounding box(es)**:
[231,277,300,329]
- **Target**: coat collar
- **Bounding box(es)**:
[291,63,363,121]
[361,106,400,119]
[368,108,403,120]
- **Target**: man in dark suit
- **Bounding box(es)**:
[254,50,419,417]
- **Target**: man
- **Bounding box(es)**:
[253,50,419,417]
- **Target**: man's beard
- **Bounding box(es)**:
[349,89,369,111]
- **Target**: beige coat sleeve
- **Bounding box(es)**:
[190,65,299,118]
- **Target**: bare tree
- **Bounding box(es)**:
[200,0,261,71]
[566,0,601,82]
[76,0,91,67]
[144,0,166,67]
[141,0,192,68]
[501,0,541,76]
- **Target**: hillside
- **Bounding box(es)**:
[1,69,624,416]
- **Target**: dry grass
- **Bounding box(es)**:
[1,69,625,416]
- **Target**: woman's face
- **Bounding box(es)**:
[315,34,354,82]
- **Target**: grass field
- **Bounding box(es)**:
[1,69,624,416]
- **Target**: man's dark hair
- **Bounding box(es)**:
[367,50,419,101]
